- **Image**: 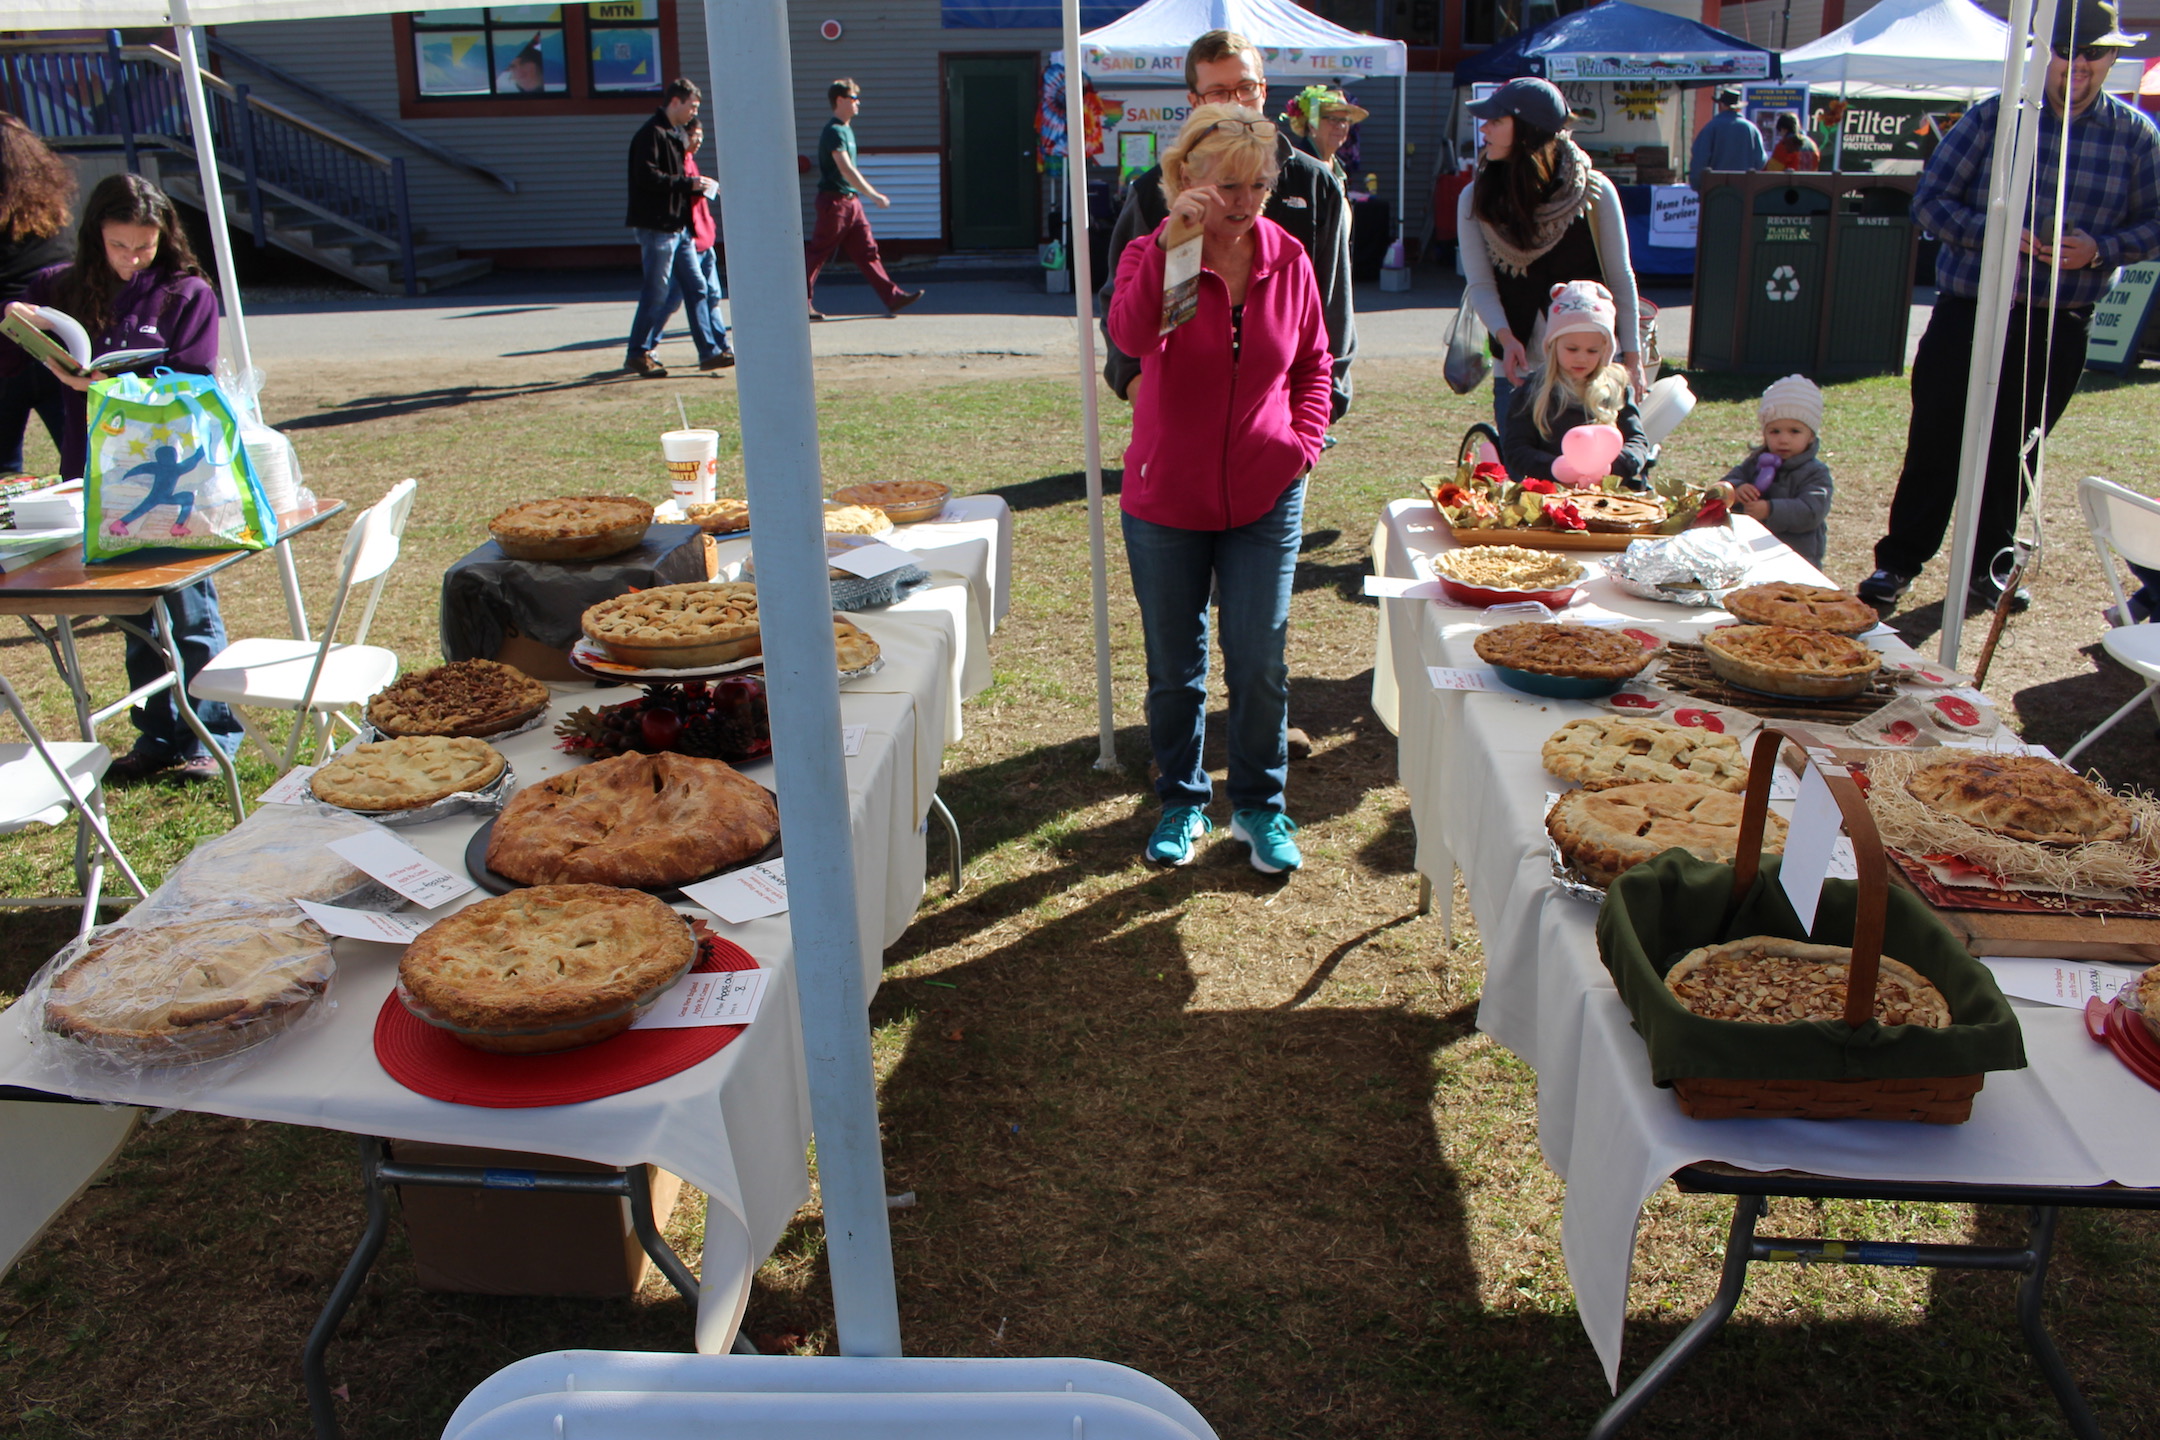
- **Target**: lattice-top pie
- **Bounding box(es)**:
[366,659,550,738]
[489,495,653,561]
[822,503,894,536]
[1542,715,1748,792]
[310,735,506,812]
[1904,752,2134,846]
[1578,493,1667,533]
[582,581,762,668]
[831,481,950,524]
[1474,622,1653,680]
[398,885,695,1054]
[487,750,779,889]
[685,498,750,534]
[1666,936,1951,1028]
[1548,780,1788,887]
[44,916,335,1063]
[1701,624,1880,699]
[1723,582,1879,635]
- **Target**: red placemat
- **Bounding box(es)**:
[375,935,759,1108]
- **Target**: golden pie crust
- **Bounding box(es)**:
[487,750,779,889]
[2137,965,2160,1044]
[831,481,950,524]
[834,617,880,673]
[366,659,550,738]
[1904,753,2134,846]
[1666,936,1951,1028]
[44,917,334,1063]
[489,495,653,561]
[1701,624,1880,699]
[310,736,506,812]
[1548,780,1789,887]
[582,581,762,669]
[685,498,750,534]
[1474,622,1653,680]
[1542,716,1748,792]
[1723,582,1879,635]
[822,502,894,536]
[1578,493,1666,533]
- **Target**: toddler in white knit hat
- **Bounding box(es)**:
[1719,374,1833,566]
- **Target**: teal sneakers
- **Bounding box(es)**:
[1144,805,1213,866]
[1230,809,1301,874]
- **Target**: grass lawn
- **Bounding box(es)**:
[3,340,2159,1439]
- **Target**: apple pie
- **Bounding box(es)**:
[366,659,550,738]
[822,502,894,536]
[2137,964,2160,1044]
[489,495,653,561]
[1723,582,1878,635]
[831,480,950,525]
[398,884,695,1054]
[1474,622,1653,680]
[1701,624,1880,700]
[581,581,762,669]
[1578,493,1666,534]
[1904,752,2134,846]
[1548,780,1788,887]
[1542,715,1748,792]
[685,498,750,534]
[487,750,779,889]
[310,735,506,812]
[1666,936,1951,1027]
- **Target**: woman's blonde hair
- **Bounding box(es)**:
[1159,103,1279,203]
[1528,334,1627,442]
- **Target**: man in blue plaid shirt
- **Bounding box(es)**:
[1861,0,2160,616]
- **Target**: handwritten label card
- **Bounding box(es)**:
[1427,666,1498,692]
[1981,957,2145,1009]
[682,859,789,924]
[259,766,320,806]
[632,967,770,1029]
[829,542,918,580]
[294,899,430,944]
[326,830,475,909]
[1779,762,1843,932]
[842,723,866,757]
[1363,575,1449,600]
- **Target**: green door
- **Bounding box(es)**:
[946,56,1038,249]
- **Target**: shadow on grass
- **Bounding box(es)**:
[278,371,673,430]
[987,469,1124,514]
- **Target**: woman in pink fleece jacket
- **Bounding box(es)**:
[1108,105,1332,875]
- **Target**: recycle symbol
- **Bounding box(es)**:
[1765,265,1801,301]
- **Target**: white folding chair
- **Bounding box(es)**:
[0,673,148,936]
[189,479,417,770]
[2065,476,2160,764]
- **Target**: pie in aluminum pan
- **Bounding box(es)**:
[1541,715,1748,793]
[1548,780,1789,888]
[831,480,950,525]
[1578,493,1667,534]
[1473,622,1652,680]
[1723,582,1879,635]
[1666,936,1951,1028]
[1904,752,2134,846]
[1701,624,1881,699]
[581,581,762,669]
[822,502,894,536]
[834,616,880,674]
[44,916,334,1064]
[489,495,653,561]
[486,750,779,889]
[398,884,696,1054]
[366,658,550,738]
[310,735,506,812]
[685,498,750,534]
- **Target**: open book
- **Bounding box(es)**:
[2,305,165,378]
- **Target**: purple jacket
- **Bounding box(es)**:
[1107,215,1330,531]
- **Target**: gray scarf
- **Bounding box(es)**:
[1477,135,1593,277]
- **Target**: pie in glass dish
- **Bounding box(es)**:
[1665,936,1951,1027]
[486,750,779,889]
[488,495,653,561]
[310,735,506,812]
[366,658,550,738]
[1547,780,1788,887]
[581,581,762,669]
[398,885,696,1054]
[685,498,750,534]
[1701,624,1881,699]
[1903,752,2135,846]
[822,502,895,536]
[1723,582,1879,635]
[44,916,335,1063]
[1542,715,1748,792]
[1474,622,1653,680]
[831,480,950,525]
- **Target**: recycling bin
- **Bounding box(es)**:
[1688,172,1920,378]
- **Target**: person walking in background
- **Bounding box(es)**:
[0,112,74,478]
[1107,105,1331,876]
[805,79,923,321]
[1858,0,2160,616]
[1691,87,1767,182]
[1767,113,1821,172]
[1721,375,1834,567]
[659,118,733,369]
[622,77,726,379]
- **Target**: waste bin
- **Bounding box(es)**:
[1688,172,1920,378]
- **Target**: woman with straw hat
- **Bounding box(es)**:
[1283,85,1368,188]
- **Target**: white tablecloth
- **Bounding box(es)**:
[1369,499,2160,1386]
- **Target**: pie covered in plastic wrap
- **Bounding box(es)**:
[831,481,949,524]
[366,659,550,738]
[1904,752,2134,846]
[685,498,750,534]
[489,495,653,561]
[581,581,762,668]
[310,735,506,812]
[1701,624,1880,699]
[1474,622,1652,680]
[486,750,779,888]
[43,916,335,1063]
[1542,715,1748,792]
[1666,936,1951,1028]
[1723,582,1878,635]
[1548,780,1787,887]
[821,502,894,536]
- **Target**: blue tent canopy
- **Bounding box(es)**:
[1453,0,1780,87]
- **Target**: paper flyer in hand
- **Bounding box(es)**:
[1158,215,1204,336]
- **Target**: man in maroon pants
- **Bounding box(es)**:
[805,78,924,320]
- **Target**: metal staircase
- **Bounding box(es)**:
[0,38,490,296]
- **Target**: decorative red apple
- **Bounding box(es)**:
[1610,691,1657,709]
[1673,708,1724,732]
[1882,719,1921,745]
[1932,695,1981,727]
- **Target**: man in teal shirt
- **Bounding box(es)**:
[805,78,924,320]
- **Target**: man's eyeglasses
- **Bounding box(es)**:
[1197,81,1265,104]
[2052,43,2116,62]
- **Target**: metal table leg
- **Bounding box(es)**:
[930,793,963,895]
[152,596,243,821]
[2019,1207,2102,1440]
[1589,1195,1763,1439]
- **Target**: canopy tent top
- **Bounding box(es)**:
[1452,0,1780,87]
[1780,0,2018,91]
[1053,0,1407,79]
[0,1,435,21]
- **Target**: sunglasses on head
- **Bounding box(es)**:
[1206,116,1278,139]
[2053,43,2116,61]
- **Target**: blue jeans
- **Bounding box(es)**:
[662,246,731,353]
[125,578,242,762]
[1121,479,1305,814]
[0,365,66,474]
[1491,371,1517,435]
[627,227,722,364]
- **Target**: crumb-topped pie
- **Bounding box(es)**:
[310,735,506,812]
[398,885,695,1054]
[1578,493,1667,533]
[366,659,550,738]
[582,581,762,669]
[489,495,653,561]
[1723,582,1878,635]
[1542,715,1748,792]
[685,498,750,534]
[487,750,779,889]
[44,915,334,1063]
[1666,936,1951,1028]
[831,480,950,524]
[1548,780,1788,887]
[1904,752,2134,846]
[822,502,894,536]
[1701,624,1880,699]
[1474,622,1653,680]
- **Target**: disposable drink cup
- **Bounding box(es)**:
[662,428,719,505]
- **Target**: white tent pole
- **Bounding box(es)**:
[1065,8,1117,772]
[702,0,900,1355]
[1939,0,2052,664]
[1397,71,1407,241]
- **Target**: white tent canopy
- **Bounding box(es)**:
[1056,0,1407,79]
[1780,0,2015,91]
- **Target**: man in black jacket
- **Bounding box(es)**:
[624,77,726,378]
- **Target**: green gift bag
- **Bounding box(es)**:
[83,368,278,560]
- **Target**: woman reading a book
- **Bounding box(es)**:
[1106,105,1331,876]
[1,172,241,783]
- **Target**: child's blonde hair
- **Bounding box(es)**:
[1528,330,1627,442]
[1160,103,1279,203]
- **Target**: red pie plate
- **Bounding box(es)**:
[375,935,760,1108]
[2085,997,2160,1092]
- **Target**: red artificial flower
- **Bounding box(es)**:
[1434,483,1471,508]
[1520,477,1558,495]
[1692,497,1729,527]
[1472,461,1511,486]
[1545,499,1586,531]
